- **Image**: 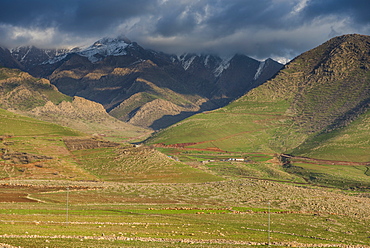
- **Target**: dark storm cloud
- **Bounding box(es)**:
[0,0,154,35]
[202,1,296,34]
[303,0,370,25]
[1,0,370,62]
[151,0,299,39]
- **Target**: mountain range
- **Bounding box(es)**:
[0,36,283,129]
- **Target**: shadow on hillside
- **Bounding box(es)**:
[149,98,231,130]
[150,111,197,130]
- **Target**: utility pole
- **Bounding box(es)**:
[66,187,69,226]
[268,201,271,246]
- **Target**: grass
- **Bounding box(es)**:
[147,100,291,154]
[0,108,82,137]
[285,162,370,189]
[151,145,369,189]
[292,108,370,162]
[0,181,368,247]
[0,108,221,183]
[72,146,222,183]
[0,83,368,248]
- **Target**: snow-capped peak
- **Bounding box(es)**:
[78,36,131,63]
[44,35,132,64]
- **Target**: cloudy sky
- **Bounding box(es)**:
[0,0,369,63]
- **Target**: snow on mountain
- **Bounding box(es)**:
[178,53,197,70]
[78,37,131,63]
[177,53,232,77]
[11,46,70,66]
[44,36,132,64]
[213,58,231,77]
[204,55,210,67]
[44,54,69,64]
[254,60,266,80]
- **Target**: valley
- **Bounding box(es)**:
[0,34,369,247]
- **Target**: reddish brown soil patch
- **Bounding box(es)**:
[282,154,370,166]
[154,142,198,148]
[64,137,120,151]
[0,184,102,203]
[0,192,36,202]
[153,142,226,152]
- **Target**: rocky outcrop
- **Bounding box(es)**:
[63,137,120,151]
[0,67,149,138]
[127,98,200,128]
[29,96,149,137]
[31,96,107,119]
[1,151,53,164]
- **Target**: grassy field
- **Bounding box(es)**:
[0,178,369,247]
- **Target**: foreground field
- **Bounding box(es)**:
[0,179,369,248]
[0,108,369,247]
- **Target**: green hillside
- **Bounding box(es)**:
[291,107,370,162]
[0,107,219,183]
[148,34,370,158]
[0,108,80,137]
[148,99,291,153]
[146,34,370,189]
[0,108,368,247]
[0,108,93,180]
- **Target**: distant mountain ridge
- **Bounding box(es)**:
[0,46,23,69]
[1,36,283,129]
[41,36,133,64]
[10,46,70,69]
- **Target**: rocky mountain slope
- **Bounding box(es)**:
[147,34,370,161]
[247,34,370,136]
[0,67,149,140]
[4,37,282,129]
[0,47,23,69]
